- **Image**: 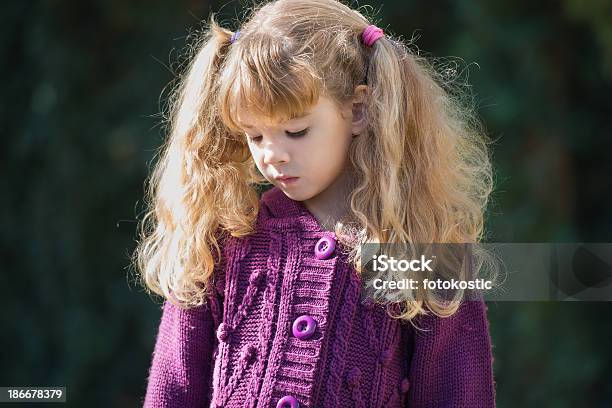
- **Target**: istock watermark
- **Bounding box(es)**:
[372,254,435,272]
[370,277,493,291]
[358,243,612,304]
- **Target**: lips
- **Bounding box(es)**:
[275,175,299,184]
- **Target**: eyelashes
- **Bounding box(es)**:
[286,128,309,138]
[247,128,310,143]
[247,136,263,143]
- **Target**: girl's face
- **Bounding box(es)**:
[238,90,366,209]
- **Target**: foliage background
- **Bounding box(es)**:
[2,0,611,406]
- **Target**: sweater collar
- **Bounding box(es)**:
[259,186,329,233]
[257,187,363,247]
[260,186,311,218]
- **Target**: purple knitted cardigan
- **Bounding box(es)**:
[143,187,496,407]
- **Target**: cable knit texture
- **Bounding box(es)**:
[143,186,496,407]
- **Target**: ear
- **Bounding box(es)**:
[347,85,368,136]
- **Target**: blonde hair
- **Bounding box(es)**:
[132,0,497,321]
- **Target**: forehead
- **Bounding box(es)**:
[236,95,340,128]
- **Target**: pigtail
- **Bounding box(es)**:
[134,15,259,308]
[347,32,495,319]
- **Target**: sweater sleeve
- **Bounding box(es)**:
[143,297,218,408]
[405,299,496,408]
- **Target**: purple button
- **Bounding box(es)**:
[292,315,316,340]
[314,236,336,259]
[276,395,300,408]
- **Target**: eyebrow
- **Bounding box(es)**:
[239,111,312,129]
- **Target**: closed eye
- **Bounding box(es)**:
[246,127,309,143]
[286,128,309,138]
[247,135,262,143]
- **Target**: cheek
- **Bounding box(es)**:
[248,146,263,164]
[248,147,265,172]
[310,135,351,167]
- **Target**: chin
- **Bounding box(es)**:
[279,187,312,203]
[281,190,304,201]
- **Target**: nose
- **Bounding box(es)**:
[262,141,290,165]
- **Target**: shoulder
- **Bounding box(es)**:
[409,299,491,344]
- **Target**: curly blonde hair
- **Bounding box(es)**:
[132,0,497,321]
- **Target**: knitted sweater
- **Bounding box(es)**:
[143,186,496,407]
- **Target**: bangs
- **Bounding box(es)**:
[218,36,322,134]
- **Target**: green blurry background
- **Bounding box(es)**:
[2,0,611,406]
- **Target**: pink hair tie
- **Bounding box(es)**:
[362,24,384,46]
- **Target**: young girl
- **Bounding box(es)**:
[135,0,496,406]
